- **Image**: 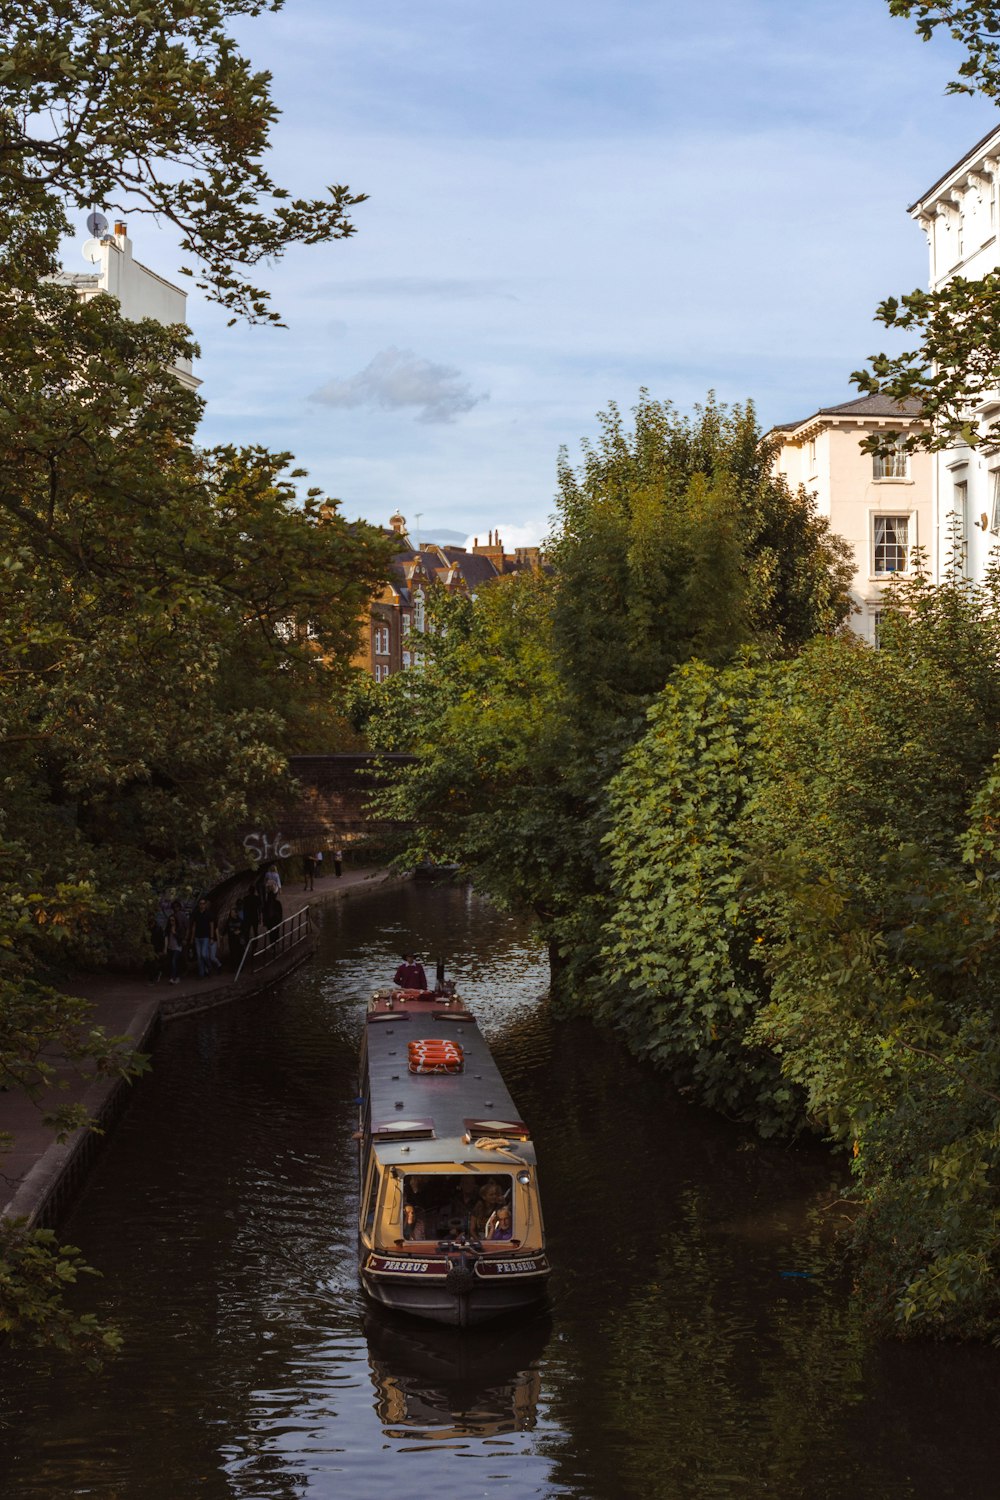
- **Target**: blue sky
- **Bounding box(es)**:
[95,0,1000,546]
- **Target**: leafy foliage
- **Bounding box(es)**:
[888,2,1000,97]
[0,0,391,1358]
[852,274,1000,452]
[856,4,1000,446]
[0,1223,122,1369]
[0,0,366,321]
[746,572,1000,1335]
[370,394,852,995]
[363,576,607,973]
[601,658,793,1132]
[600,556,1000,1334]
[0,283,393,931]
[550,393,853,728]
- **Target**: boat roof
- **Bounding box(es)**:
[365,994,536,1170]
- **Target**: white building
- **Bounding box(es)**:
[910,126,1000,583]
[770,395,932,644]
[55,221,199,391]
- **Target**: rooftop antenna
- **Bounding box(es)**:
[82,209,108,265]
[415,512,423,550]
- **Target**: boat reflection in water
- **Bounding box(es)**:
[364,1309,550,1440]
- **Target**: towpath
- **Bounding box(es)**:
[0,865,402,1226]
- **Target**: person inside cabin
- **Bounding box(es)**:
[485,1205,513,1241]
[402,1203,427,1240]
[393,952,427,989]
[470,1178,508,1239]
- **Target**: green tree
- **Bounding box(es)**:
[888,2,1000,98]
[0,0,390,1358]
[0,278,393,938]
[1,0,365,320]
[596,550,1000,1334]
[550,393,852,731]
[600,657,792,1133]
[372,394,852,989]
[0,306,391,1360]
[855,4,1000,448]
[363,575,602,973]
[745,568,1000,1335]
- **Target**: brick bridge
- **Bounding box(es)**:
[240,754,417,864]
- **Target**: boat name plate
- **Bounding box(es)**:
[366,1254,449,1276]
[475,1255,550,1278]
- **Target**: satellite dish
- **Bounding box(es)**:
[81,238,103,264]
[86,211,108,236]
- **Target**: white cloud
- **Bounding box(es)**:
[310,346,487,424]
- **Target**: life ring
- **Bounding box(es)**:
[407,1038,464,1074]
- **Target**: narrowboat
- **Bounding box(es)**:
[357,978,550,1327]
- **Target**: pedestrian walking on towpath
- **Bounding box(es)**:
[241,886,260,950]
[164,914,184,983]
[263,892,283,950]
[225,905,245,969]
[334,846,343,878]
[190,897,218,979]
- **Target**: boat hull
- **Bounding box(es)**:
[361,1250,550,1328]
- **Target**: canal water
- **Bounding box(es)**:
[0,881,997,1500]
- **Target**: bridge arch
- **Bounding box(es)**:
[240,754,417,861]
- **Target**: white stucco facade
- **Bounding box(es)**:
[56,223,199,390]
[910,126,1000,584]
[770,396,932,645]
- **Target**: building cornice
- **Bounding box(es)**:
[769,412,929,446]
[910,124,1000,217]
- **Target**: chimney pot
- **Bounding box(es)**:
[114,221,127,238]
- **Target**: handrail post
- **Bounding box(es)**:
[234,902,310,981]
[234,935,252,983]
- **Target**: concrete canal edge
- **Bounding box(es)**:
[1,867,411,1233]
[1,995,162,1232]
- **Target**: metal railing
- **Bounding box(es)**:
[234,904,312,982]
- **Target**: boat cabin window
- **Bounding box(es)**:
[362,1163,380,1236]
[401,1173,514,1241]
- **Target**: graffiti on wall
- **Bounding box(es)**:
[243,831,292,864]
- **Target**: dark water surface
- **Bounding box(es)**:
[0,882,998,1500]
